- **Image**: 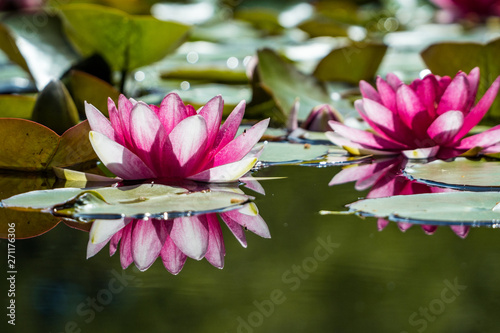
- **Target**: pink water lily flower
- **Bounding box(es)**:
[86,205,270,273]
[327,68,500,160]
[85,93,269,182]
[431,0,500,21]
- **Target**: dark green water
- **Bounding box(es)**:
[2,165,500,333]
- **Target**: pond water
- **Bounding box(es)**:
[2,164,500,333]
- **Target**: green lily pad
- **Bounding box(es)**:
[0,95,36,119]
[31,80,80,135]
[160,67,248,84]
[60,4,190,72]
[0,118,96,172]
[66,70,119,118]
[0,173,60,239]
[257,142,371,166]
[346,191,500,226]
[313,43,388,83]
[2,184,252,220]
[0,11,81,90]
[421,38,500,122]
[404,159,500,191]
[256,48,333,122]
[298,19,348,38]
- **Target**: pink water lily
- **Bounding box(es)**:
[85,93,269,182]
[86,205,270,273]
[330,157,469,238]
[431,0,500,21]
[327,68,500,160]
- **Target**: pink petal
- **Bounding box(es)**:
[129,102,168,174]
[455,124,500,149]
[359,80,382,103]
[170,216,209,260]
[89,218,129,245]
[107,98,126,146]
[377,218,389,231]
[109,229,123,256]
[160,235,187,275]
[421,225,437,234]
[117,95,134,147]
[199,95,224,151]
[132,220,163,271]
[158,92,188,135]
[212,100,246,153]
[328,121,408,150]
[416,74,438,119]
[188,157,257,183]
[452,76,500,143]
[120,221,134,269]
[376,77,397,112]
[204,214,225,269]
[386,73,403,90]
[86,237,109,259]
[398,222,413,232]
[427,110,464,144]
[213,118,270,166]
[168,115,208,176]
[436,73,469,115]
[89,131,157,180]
[450,225,469,238]
[396,84,431,132]
[220,213,247,247]
[465,67,480,109]
[85,102,116,141]
[222,206,270,239]
[402,146,440,159]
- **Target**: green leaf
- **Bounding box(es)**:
[347,191,500,226]
[60,4,190,72]
[31,80,80,135]
[256,48,333,122]
[0,95,36,119]
[404,158,500,191]
[421,38,500,122]
[0,173,60,239]
[298,19,348,38]
[0,11,81,90]
[66,70,119,118]
[313,43,388,83]
[2,184,252,220]
[160,67,248,84]
[257,142,371,166]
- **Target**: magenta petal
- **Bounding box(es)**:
[386,73,403,90]
[212,100,246,153]
[436,73,469,115]
[130,102,167,173]
[86,237,109,259]
[89,131,156,180]
[465,67,480,109]
[159,92,188,135]
[377,218,389,231]
[450,225,469,238]
[213,118,270,166]
[222,206,270,239]
[455,124,500,149]
[109,229,123,256]
[117,95,134,147]
[160,235,187,275]
[204,214,225,269]
[328,121,408,150]
[199,95,224,151]
[359,80,382,103]
[168,115,208,176]
[85,102,116,141]
[452,76,500,142]
[170,216,209,260]
[131,220,163,271]
[220,212,247,247]
[396,84,431,132]
[416,75,439,119]
[427,110,464,144]
[119,221,134,269]
[421,224,437,234]
[398,222,413,232]
[376,77,397,112]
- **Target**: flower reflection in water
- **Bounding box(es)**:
[86,181,270,274]
[330,157,469,238]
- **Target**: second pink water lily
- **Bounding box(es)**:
[85,93,269,182]
[327,68,500,159]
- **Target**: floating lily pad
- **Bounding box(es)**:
[404,159,500,191]
[313,43,388,83]
[0,11,80,90]
[60,4,190,72]
[257,142,371,166]
[160,67,248,84]
[256,48,333,122]
[2,184,252,220]
[346,191,500,226]
[0,119,96,171]
[421,38,500,122]
[0,95,36,119]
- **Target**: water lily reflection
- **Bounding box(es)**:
[330,157,469,238]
